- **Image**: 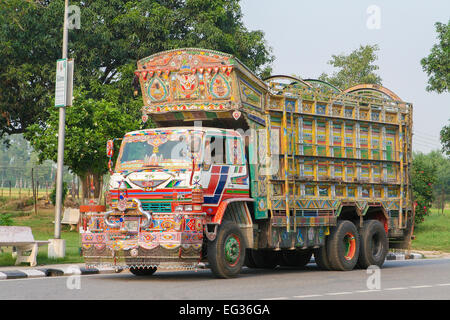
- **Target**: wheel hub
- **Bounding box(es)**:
[224,234,240,266]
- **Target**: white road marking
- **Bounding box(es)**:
[293,294,323,298]
[326,291,353,296]
[436,283,450,287]
[292,283,446,299]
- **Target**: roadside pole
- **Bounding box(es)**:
[49,0,70,258]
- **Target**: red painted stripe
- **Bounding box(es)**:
[204,167,221,195]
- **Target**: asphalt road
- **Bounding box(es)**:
[1,258,449,300]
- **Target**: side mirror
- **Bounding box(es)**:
[107,140,114,158]
[107,140,114,173]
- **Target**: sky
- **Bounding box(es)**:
[241,0,450,154]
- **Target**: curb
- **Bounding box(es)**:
[386,252,424,261]
[0,265,120,281]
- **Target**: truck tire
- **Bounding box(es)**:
[327,220,360,271]
[280,249,312,268]
[314,240,332,270]
[250,249,279,269]
[357,220,388,269]
[129,266,157,276]
[207,221,246,278]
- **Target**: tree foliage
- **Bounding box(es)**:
[1,0,273,136]
[318,44,382,90]
[416,150,450,215]
[411,153,437,224]
[6,0,273,200]
[0,0,62,138]
[24,82,143,197]
[441,121,450,157]
[420,20,449,94]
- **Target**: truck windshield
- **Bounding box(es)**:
[117,132,202,170]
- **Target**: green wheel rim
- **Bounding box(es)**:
[224,234,241,266]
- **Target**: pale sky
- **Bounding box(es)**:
[241,0,450,154]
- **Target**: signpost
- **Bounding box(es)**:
[49,0,72,259]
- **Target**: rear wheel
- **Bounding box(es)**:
[129,266,157,276]
[327,220,360,271]
[207,221,246,278]
[280,249,312,268]
[357,220,388,268]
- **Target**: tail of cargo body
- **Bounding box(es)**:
[81,48,414,277]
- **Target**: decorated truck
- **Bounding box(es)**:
[80,48,414,278]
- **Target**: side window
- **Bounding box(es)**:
[204,135,225,164]
[226,136,243,165]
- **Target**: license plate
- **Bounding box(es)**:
[124,220,139,232]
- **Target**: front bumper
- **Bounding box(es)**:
[80,209,206,269]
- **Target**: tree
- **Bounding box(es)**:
[0,0,62,139]
[15,0,274,202]
[1,0,274,137]
[420,20,449,94]
[441,122,450,157]
[318,44,382,89]
[411,153,437,224]
[422,150,450,214]
[25,82,142,202]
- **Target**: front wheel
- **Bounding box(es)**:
[207,221,246,278]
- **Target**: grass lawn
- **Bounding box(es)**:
[411,207,450,253]
[0,206,84,266]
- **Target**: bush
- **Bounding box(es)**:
[0,214,13,226]
[50,182,68,206]
[412,156,437,225]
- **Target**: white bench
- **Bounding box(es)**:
[54,208,81,231]
[0,226,49,267]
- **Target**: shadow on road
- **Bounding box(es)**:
[94,259,418,283]
[95,262,370,282]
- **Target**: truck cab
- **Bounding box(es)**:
[81,126,253,277]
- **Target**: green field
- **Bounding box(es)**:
[0,187,38,199]
[411,208,450,252]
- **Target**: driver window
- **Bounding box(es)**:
[226,137,243,165]
[204,135,225,164]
